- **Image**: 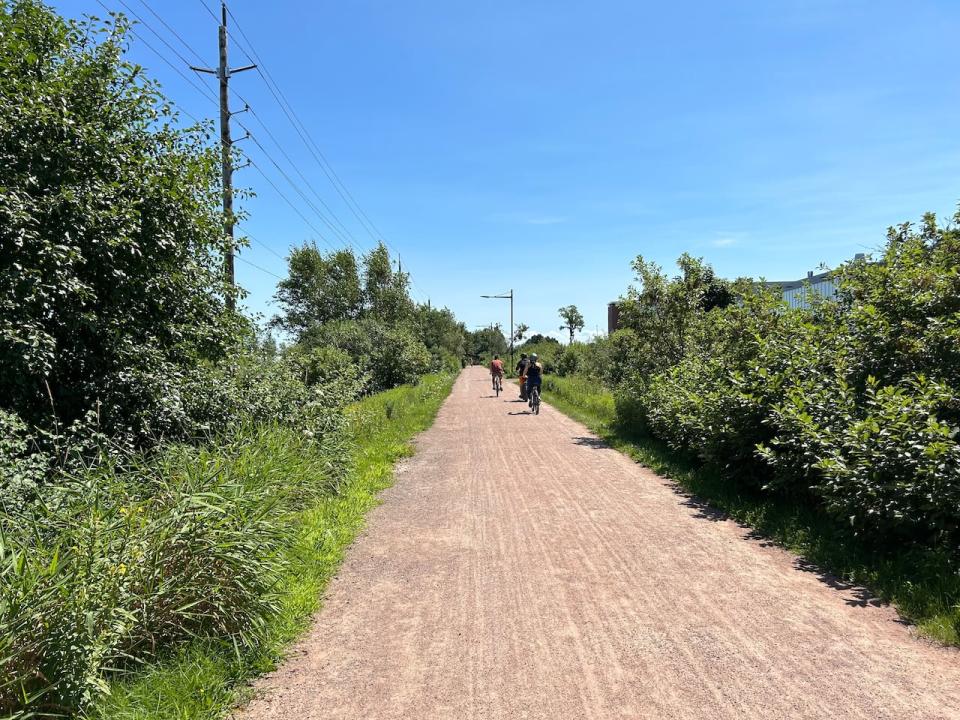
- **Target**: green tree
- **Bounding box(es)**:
[416,304,467,369]
[616,253,729,374]
[272,244,361,335]
[513,323,529,344]
[0,1,236,441]
[363,243,414,324]
[467,326,508,363]
[558,305,585,345]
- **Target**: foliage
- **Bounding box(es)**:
[1,418,349,718]
[517,339,562,374]
[524,333,560,346]
[415,305,467,371]
[273,243,463,391]
[466,325,508,364]
[557,304,585,345]
[605,211,960,551]
[0,1,238,446]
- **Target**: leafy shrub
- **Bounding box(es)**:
[182,351,360,438]
[0,1,238,446]
[763,376,960,543]
[518,340,562,374]
[555,343,585,376]
[0,410,48,508]
[606,210,960,551]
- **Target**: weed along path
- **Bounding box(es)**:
[235,367,960,720]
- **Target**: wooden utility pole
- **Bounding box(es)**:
[191,2,255,310]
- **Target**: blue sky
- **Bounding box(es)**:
[54,0,960,340]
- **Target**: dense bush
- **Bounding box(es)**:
[517,338,562,373]
[609,211,960,550]
[0,1,239,447]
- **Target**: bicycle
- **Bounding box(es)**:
[529,385,541,415]
[492,374,503,396]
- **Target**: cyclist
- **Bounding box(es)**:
[490,354,504,392]
[515,353,530,400]
[525,353,543,408]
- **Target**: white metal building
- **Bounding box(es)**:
[768,270,838,309]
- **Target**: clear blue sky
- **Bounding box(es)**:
[54,0,960,341]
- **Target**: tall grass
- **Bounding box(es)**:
[85,373,455,720]
[1,423,345,718]
[542,375,960,647]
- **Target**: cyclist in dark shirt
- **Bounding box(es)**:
[525,353,543,407]
[515,353,530,400]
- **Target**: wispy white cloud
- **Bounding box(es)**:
[712,237,739,247]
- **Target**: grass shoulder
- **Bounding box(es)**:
[88,373,457,720]
[542,374,960,647]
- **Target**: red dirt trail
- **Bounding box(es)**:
[235,367,960,719]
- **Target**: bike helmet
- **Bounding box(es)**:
[530,353,538,361]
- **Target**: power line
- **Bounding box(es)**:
[113,0,428,301]
[237,122,362,253]
[222,7,429,300]
[235,254,284,280]
[238,225,287,262]
[244,155,342,252]
[115,0,199,72]
[196,0,220,25]
[96,1,217,117]
[231,91,368,252]
[135,0,207,65]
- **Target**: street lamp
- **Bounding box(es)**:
[481,289,514,368]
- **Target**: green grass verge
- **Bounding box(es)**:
[87,373,456,720]
[542,374,960,646]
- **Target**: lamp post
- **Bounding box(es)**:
[481,289,513,369]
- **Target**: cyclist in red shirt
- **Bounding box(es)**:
[489,355,505,392]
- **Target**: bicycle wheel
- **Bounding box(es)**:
[495,376,501,396]
[532,387,540,415]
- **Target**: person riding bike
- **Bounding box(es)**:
[525,353,543,408]
[515,353,530,400]
[490,355,504,391]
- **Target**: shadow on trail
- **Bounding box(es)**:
[677,491,899,615]
[507,411,533,416]
[794,558,894,612]
[572,435,609,450]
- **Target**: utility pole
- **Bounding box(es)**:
[191,2,255,311]
[481,290,514,369]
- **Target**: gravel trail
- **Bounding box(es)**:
[235,367,960,719]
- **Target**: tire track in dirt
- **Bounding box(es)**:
[234,367,960,719]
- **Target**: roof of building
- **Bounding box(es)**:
[763,270,833,291]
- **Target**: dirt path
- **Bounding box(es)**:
[235,367,960,719]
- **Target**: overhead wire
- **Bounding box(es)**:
[234,119,362,252]
[135,0,208,66]
[235,255,284,280]
[223,7,429,299]
[231,91,369,252]
[108,0,427,297]
[94,3,215,125]
[237,226,287,261]
[127,0,352,263]
[242,154,343,252]
[196,0,220,25]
